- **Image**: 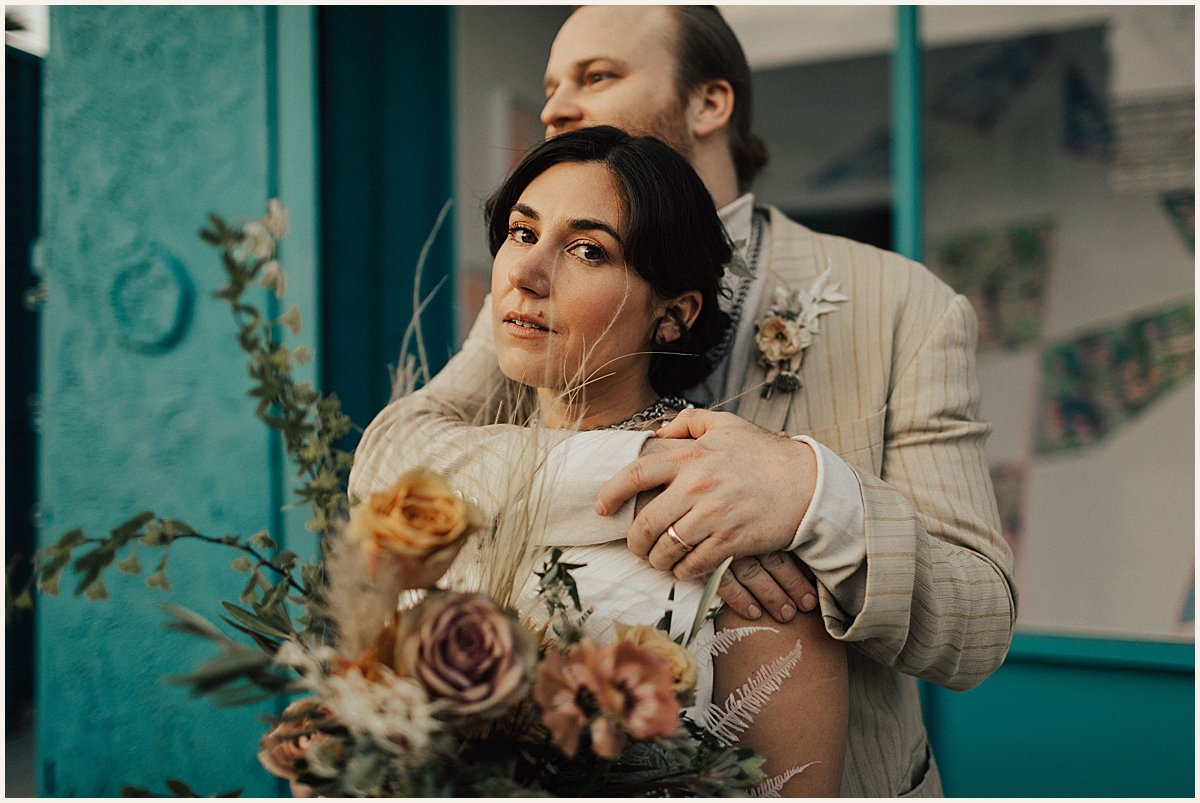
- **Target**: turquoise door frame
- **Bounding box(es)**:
[888,7,1195,795]
[36,7,318,795]
[317,7,456,445]
[34,6,457,795]
[890,5,923,263]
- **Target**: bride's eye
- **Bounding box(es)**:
[508,224,537,245]
[567,241,607,263]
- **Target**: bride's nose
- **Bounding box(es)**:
[507,249,551,298]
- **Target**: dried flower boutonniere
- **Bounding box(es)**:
[754,267,848,398]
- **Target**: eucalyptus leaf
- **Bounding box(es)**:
[13,586,33,610]
[687,555,734,646]
[54,529,87,551]
[165,779,198,797]
[220,601,292,640]
[162,603,230,643]
[116,551,142,575]
[121,785,155,797]
[113,511,155,539]
[239,572,260,605]
[140,520,165,546]
[248,530,276,550]
[146,568,171,590]
[161,519,198,537]
[146,554,171,590]
[36,569,61,596]
[167,648,275,694]
[656,585,675,634]
[220,616,284,654]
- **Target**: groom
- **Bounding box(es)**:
[351,6,1015,796]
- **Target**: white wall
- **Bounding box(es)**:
[750,16,1194,641]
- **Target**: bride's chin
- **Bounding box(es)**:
[496,357,554,390]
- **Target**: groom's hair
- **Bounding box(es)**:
[669,6,768,191]
[486,125,733,396]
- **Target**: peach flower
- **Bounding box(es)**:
[256,697,333,797]
[614,622,697,703]
[534,639,680,759]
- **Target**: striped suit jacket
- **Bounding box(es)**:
[350,206,1017,797]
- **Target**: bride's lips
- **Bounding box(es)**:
[501,311,553,339]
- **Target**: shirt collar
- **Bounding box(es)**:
[718,192,756,254]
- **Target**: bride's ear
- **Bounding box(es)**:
[653,291,703,345]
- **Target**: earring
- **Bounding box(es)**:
[654,309,686,346]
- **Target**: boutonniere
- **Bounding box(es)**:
[754,267,848,399]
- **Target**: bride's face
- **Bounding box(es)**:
[491,160,657,394]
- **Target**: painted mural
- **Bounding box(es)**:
[1035,300,1195,454]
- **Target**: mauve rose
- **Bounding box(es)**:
[755,315,805,365]
[395,592,537,719]
[346,468,482,589]
[534,638,680,759]
[256,698,330,796]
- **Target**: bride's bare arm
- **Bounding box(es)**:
[713,607,847,796]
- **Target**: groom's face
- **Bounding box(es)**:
[540,5,694,163]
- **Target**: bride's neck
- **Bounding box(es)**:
[537,380,660,431]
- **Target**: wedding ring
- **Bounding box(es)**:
[666,523,692,552]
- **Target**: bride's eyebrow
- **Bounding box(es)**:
[513,203,623,244]
[567,217,623,245]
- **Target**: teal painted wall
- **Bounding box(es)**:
[926,635,1195,796]
[36,7,317,795]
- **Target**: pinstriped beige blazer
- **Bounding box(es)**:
[350,206,1016,797]
[729,207,1016,796]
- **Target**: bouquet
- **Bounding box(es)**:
[24,200,806,797]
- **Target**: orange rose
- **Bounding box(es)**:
[346,469,482,589]
[614,622,697,703]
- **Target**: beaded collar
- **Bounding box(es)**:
[705,208,765,367]
[604,396,694,431]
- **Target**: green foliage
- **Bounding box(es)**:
[121,778,243,797]
[534,548,591,649]
[29,201,350,706]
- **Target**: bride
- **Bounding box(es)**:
[470,125,848,796]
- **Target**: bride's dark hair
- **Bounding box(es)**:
[485,125,733,397]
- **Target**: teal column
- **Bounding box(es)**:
[890,6,923,261]
[317,7,456,444]
[36,7,318,795]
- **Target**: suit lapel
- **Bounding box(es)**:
[733,207,822,433]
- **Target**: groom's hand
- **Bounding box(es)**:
[598,409,820,623]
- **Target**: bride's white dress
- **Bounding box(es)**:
[517,540,717,721]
